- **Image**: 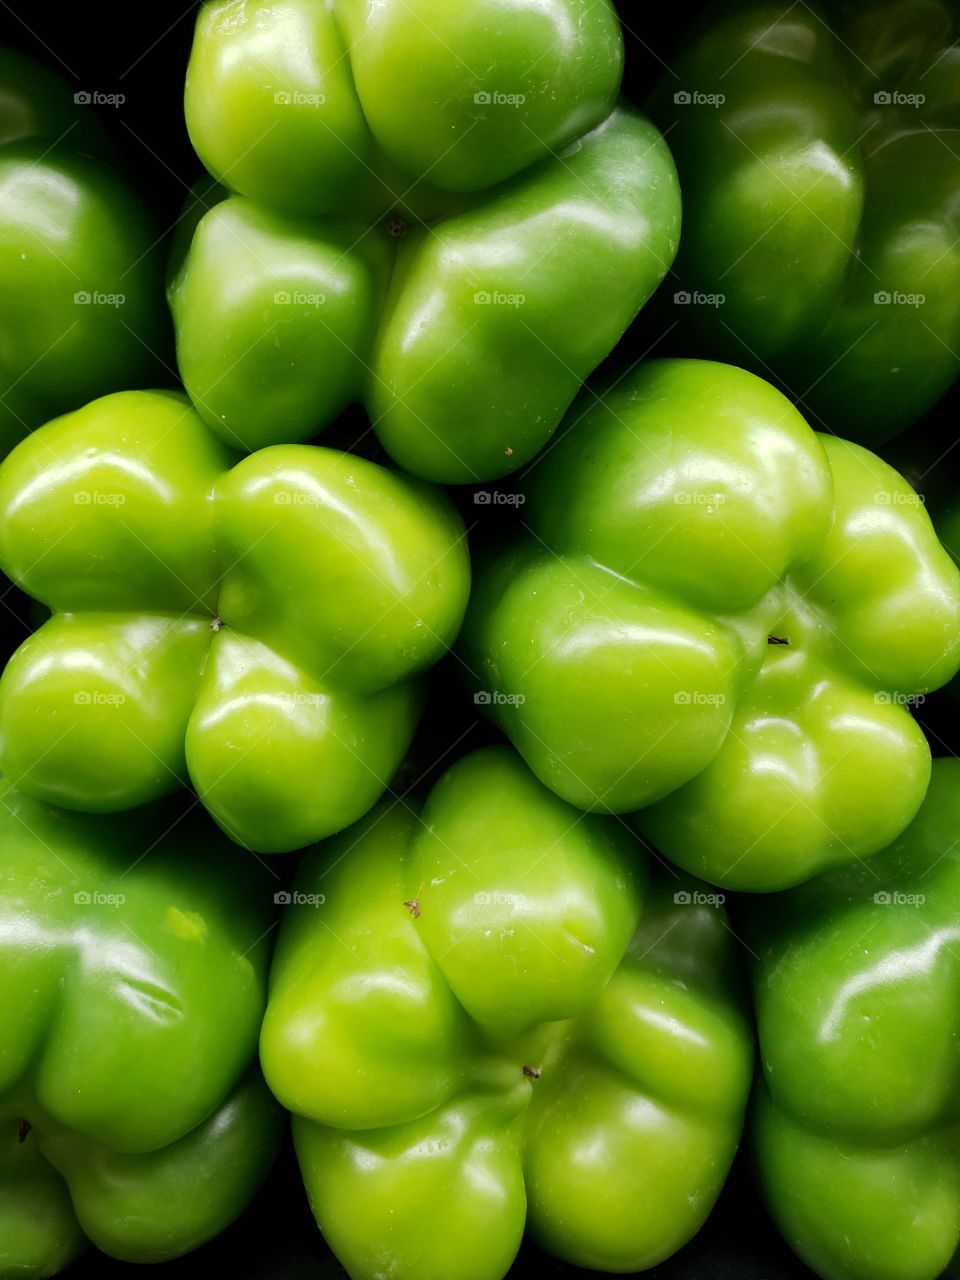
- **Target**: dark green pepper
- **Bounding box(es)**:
[0,46,170,459]
[647,0,960,444]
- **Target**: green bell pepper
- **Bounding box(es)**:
[749,755,960,1280]
[0,389,470,852]
[171,0,680,481]
[462,358,960,891]
[0,779,283,1278]
[260,744,753,1280]
[0,45,170,460]
[646,0,960,444]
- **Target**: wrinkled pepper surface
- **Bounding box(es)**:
[463,359,960,891]
[0,780,282,1278]
[0,389,470,852]
[261,745,753,1280]
[647,0,960,444]
[172,0,680,481]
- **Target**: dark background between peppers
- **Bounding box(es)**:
[1,2,957,1277]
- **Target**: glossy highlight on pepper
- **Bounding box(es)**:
[261,745,754,1280]
[0,781,283,1278]
[749,756,960,1280]
[0,389,471,852]
[647,0,960,443]
[172,0,681,481]
[462,358,960,891]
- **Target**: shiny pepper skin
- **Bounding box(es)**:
[171,0,681,481]
[646,0,960,444]
[261,746,754,1280]
[462,359,960,891]
[0,390,470,852]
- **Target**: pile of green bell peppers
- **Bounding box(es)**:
[171,0,681,480]
[2,2,960,1279]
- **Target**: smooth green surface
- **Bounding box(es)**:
[261,745,753,1279]
[0,46,169,459]
[462,359,960,891]
[647,0,960,443]
[175,0,679,480]
[0,390,470,852]
[749,757,960,1280]
[0,781,283,1278]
